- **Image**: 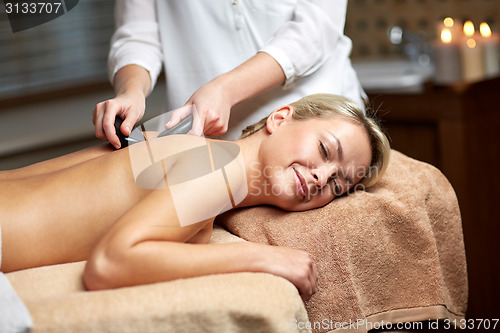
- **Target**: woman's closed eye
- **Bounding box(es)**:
[319,141,340,195]
[319,142,328,160]
[330,176,340,195]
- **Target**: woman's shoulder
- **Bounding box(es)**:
[164,138,247,226]
[206,140,247,210]
[165,138,246,193]
[148,134,208,159]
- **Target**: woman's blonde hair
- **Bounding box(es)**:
[240,93,390,188]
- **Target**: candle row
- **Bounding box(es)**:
[433,18,500,85]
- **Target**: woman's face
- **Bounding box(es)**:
[256,107,372,211]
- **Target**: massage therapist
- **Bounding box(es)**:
[92,0,365,147]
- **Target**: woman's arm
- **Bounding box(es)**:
[83,178,317,300]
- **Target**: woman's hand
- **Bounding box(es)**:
[93,91,146,149]
[256,243,318,301]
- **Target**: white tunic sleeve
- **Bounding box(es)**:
[108,0,163,94]
[259,0,348,87]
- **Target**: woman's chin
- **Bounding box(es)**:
[272,196,304,212]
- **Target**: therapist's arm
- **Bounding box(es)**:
[169,52,286,137]
[173,1,344,137]
[94,0,162,148]
[93,65,151,149]
[217,52,286,108]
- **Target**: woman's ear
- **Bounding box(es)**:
[265,106,293,134]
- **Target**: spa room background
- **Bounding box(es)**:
[1,0,499,327]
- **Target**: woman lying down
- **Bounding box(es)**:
[0,94,390,301]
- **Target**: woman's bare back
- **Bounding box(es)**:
[0,146,151,272]
[0,134,244,273]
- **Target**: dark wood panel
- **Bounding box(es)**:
[368,77,500,321]
[384,121,439,167]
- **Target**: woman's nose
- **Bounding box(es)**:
[311,165,336,188]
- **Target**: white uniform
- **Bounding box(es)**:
[109,0,364,140]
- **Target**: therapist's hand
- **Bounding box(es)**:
[166,78,232,137]
[165,52,286,137]
[93,65,151,149]
[93,92,145,149]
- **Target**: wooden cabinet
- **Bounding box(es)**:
[367,77,500,320]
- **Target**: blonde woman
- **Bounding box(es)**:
[0,94,389,301]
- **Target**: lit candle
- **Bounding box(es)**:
[479,22,500,78]
[461,21,485,82]
[436,17,462,42]
[433,27,462,84]
[463,20,475,38]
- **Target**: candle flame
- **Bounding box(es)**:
[463,21,475,37]
[480,22,492,38]
[441,28,453,43]
[466,38,476,48]
[444,17,454,28]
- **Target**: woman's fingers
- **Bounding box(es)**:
[302,259,318,300]
[260,245,318,301]
[298,253,317,301]
[311,261,318,295]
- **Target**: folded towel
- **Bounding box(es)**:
[216,150,468,332]
[7,227,308,333]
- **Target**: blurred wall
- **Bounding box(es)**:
[345,0,500,59]
[0,0,171,170]
[0,0,114,99]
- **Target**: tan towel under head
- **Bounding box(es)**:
[216,150,468,333]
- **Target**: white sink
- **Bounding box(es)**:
[352,59,434,93]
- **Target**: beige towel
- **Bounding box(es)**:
[7,227,309,333]
[216,150,468,332]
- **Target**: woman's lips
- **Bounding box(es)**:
[293,167,308,200]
